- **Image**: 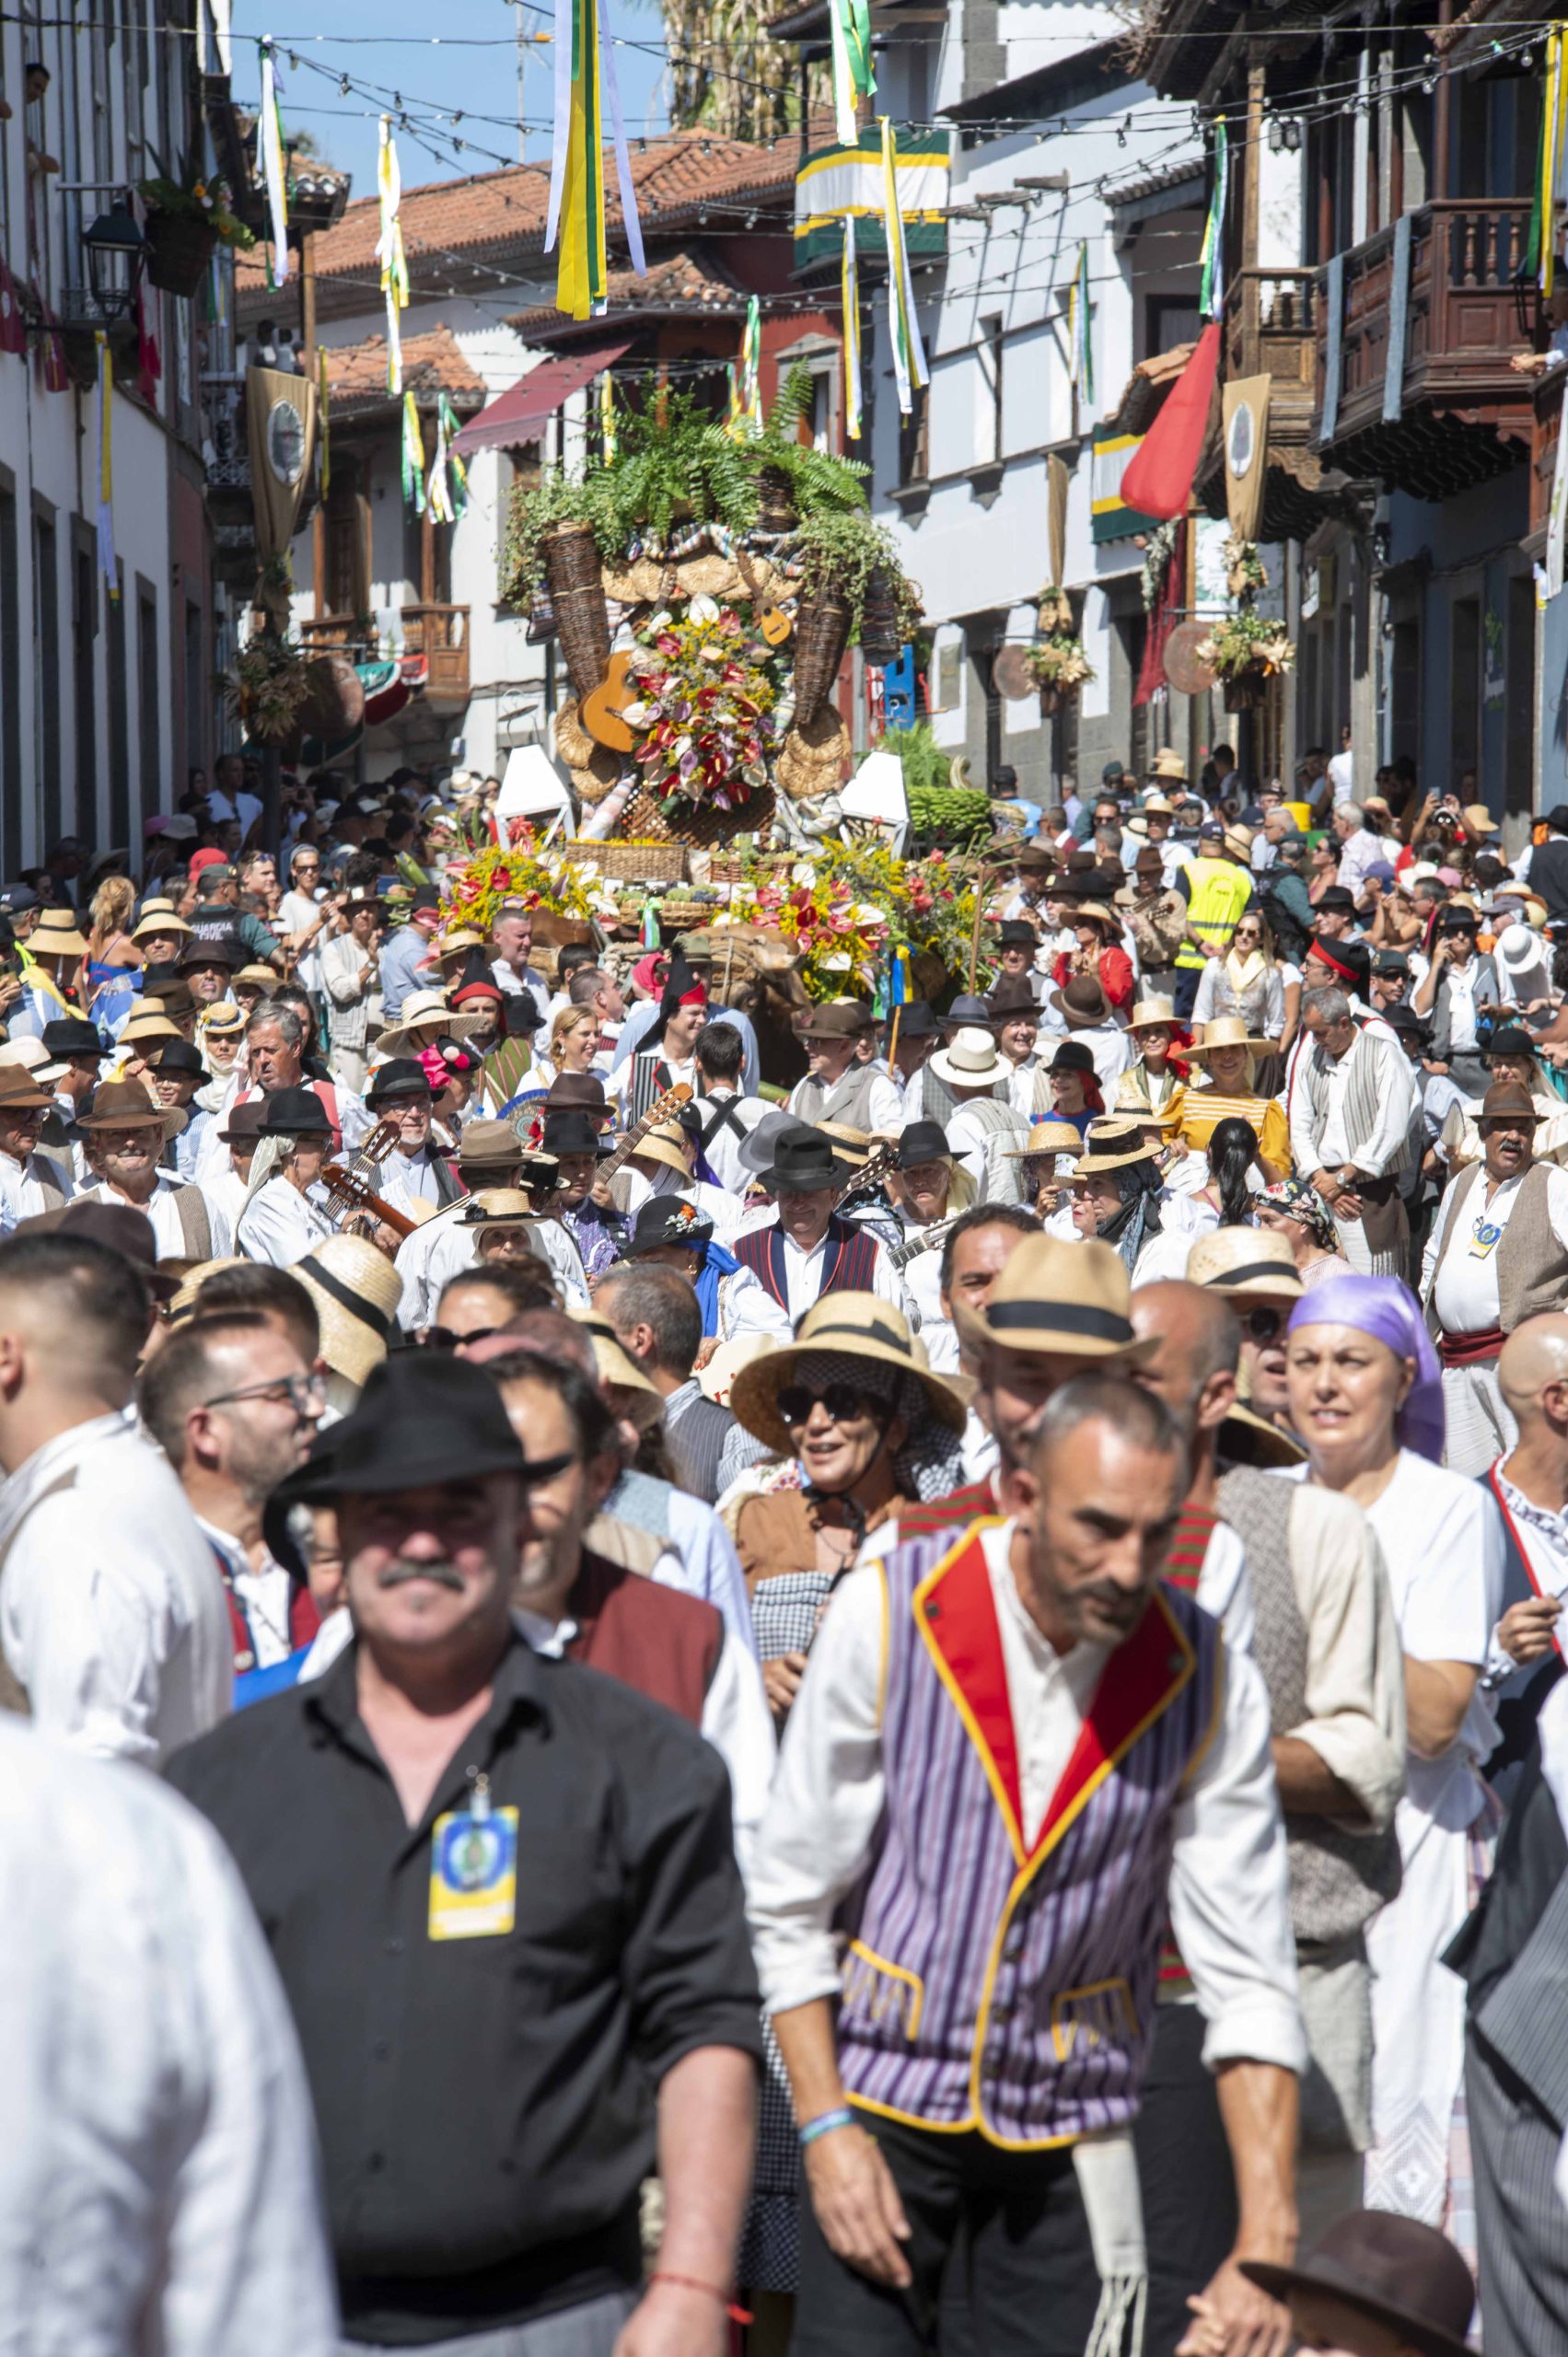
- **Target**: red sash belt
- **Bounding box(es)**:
[1437,1325,1506,1367]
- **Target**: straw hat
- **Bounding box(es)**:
[1187,1014,1270,1062]
[437,928,488,959]
[1187,1226,1304,1301]
[164,1257,244,1327]
[953,1234,1153,1361]
[697,1331,775,1408]
[117,1012,183,1050]
[1140,792,1177,816]
[1127,994,1178,1032]
[553,699,598,769]
[929,1025,1008,1087]
[1071,1117,1162,1177]
[1148,749,1188,783]
[777,709,850,797]
[818,1120,873,1166]
[376,988,489,1057]
[132,903,192,944]
[1462,803,1499,838]
[1067,900,1121,934]
[0,1035,66,1086]
[295,1233,403,1393]
[1006,1118,1085,1160]
[729,1290,970,1457]
[626,1122,695,1181]
[456,1189,539,1227]
[233,963,279,992]
[29,909,89,959]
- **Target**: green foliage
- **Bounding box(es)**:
[497,471,615,606]
[796,509,908,633]
[596,389,758,546]
[882,720,948,797]
[736,364,870,521]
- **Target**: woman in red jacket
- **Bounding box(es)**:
[1049,898,1134,1013]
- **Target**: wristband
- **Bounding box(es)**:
[799,2105,855,2146]
[647,2271,751,2326]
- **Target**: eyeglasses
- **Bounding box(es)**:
[777,1380,889,1428]
[1240,1306,1284,1344]
[203,1372,328,1415]
[420,1324,500,1351]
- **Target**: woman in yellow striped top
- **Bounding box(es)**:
[1179,1014,1291,1180]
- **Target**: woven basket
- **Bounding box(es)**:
[792,584,854,729]
[621,782,777,849]
[544,522,610,701]
[657,900,713,930]
[756,465,797,536]
[1223,669,1268,713]
[860,566,903,666]
[566,839,689,884]
[144,210,219,297]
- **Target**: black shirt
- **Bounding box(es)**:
[166,1632,761,2345]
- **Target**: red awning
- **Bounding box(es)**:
[452,342,632,457]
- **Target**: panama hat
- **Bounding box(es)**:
[1140,793,1178,817]
[1071,1118,1162,1178]
[1148,749,1188,783]
[1126,995,1178,1032]
[76,1076,185,1139]
[625,1121,695,1182]
[116,1011,183,1051]
[930,1026,1008,1088]
[294,1233,403,1394]
[729,1291,970,1457]
[954,1233,1153,1362]
[132,903,192,944]
[1186,1014,1271,1061]
[1240,2212,1474,2357]
[1186,1226,1305,1301]
[1005,1118,1085,1160]
[1461,803,1498,838]
[0,1035,66,1087]
[456,1189,539,1228]
[29,909,90,960]
[697,1331,774,1408]
[377,988,488,1057]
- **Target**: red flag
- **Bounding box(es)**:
[1121,322,1222,524]
[135,281,161,407]
[0,258,23,356]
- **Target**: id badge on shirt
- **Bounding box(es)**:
[1469,1216,1504,1263]
[428,1776,517,1941]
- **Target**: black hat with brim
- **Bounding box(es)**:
[756,1121,853,1193]
[148,1039,206,1078]
[621,1197,715,1257]
[41,1017,103,1060]
[1239,2212,1473,2357]
[258,1086,332,1137]
[890,1001,938,1039]
[542,1109,607,1160]
[366,1055,434,1105]
[1047,1039,1097,1076]
[895,1120,952,1169]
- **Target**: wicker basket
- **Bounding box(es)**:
[756,465,797,536]
[564,839,689,884]
[544,522,610,701]
[621,782,777,849]
[1038,684,1076,719]
[860,566,902,666]
[792,585,854,729]
[1223,669,1268,713]
[657,900,714,931]
[144,210,219,297]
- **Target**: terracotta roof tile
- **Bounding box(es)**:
[237,126,796,296]
[506,246,745,340]
[324,322,486,412]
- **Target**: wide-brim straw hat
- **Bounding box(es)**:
[458,1188,538,1227]
[377,989,489,1056]
[295,1234,403,1392]
[118,1012,183,1050]
[132,907,192,943]
[626,1123,695,1181]
[165,1256,245,1327]
[955,1234,1153,1362]
[1187,1015,1271,1061]
[233,963,280,991]
[1221,1403,1307,1469]
[1127,995,1178,1032]
[817,1120,873,1165]
[1461,803,1498,837]
[29,910,90,959]
[1187,1227,1305,1301]
[929,1025,1007,1086]
[1071,1117,1163,1177]
[1006,1119,1085,1160]
[697,1331,775,1408]
[1070,900,1120,932]
[1149,749,1188,783]
[729,1291,971,1456]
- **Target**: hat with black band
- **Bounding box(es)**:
[953,1233,1154,1363]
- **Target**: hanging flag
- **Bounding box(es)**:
[443,393,469,516]
[1548,376,1568,597]
[258,41,290,287]
[1198,119,1228,319]
[599,370,617,462]
[544,0,646,321]
[739,294,761,424]
[96,332,117,599]
[135,271,162,406]
[426,397,454,525]
[1067,240,1094,408]
[827,0,874,148]
[1532,29,1568,295]
[377,115,409,395]
[319,343,331,498]
[881,118,928,417]
[842,214,863,440]
[34,289,67,393]
[726,360,743,435]
[0,258,24,356]
[1120,321,1222,521]
[401,391,426,513]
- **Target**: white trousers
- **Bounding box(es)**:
[1441,1361,1516,1479]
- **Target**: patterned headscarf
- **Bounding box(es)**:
[1286,1273,1445,1465]
[1260,1177,1339,1255]
[788,1348,968,1506]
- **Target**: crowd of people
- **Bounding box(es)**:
[10,744,1568,2357]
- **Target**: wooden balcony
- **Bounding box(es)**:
[300,605,470,705]
[1209,266,1335,538]
[1314,200,1539,495]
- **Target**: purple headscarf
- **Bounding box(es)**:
[1286,1272,1446,1466]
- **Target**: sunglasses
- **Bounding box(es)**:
[777,1380,890,1429]
[420,1324,502,1351]
[1241,1306,1285,1344]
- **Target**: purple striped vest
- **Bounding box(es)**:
[839,1521,1221,2148]
[732,1215,878,1319]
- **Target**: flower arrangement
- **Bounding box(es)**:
[437,835,595,937]
[138,168,254,247]
[1139,518,1180,611]
[1026,636,1095,691]
[1196,610,1296,680]
[1223,535,1268,600]
[724,839,984,1000]
[623,601,782,814]
[222,633,312,743]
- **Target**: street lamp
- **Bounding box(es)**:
[81,197,145,321]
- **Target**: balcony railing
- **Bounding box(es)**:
[1223,269,1318,442]
[301,605,470,704]
[1314,200,1537,487]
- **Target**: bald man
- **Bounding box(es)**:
[1480,1314,1568,1722]
[1131,1281,1405,2291]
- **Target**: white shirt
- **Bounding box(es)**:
[1485,1461,1568,1686]
[0,1718,338,2354]
[749,1518,1305,2073]
[0,1413,233,1765]
[237,1175,336,1268]
[198,1518,298,1669]
[1289,1023,1420,1178]
[1328,749,1354,807]
[754,1216,913,1326]
[1424,1163,1568,1334]
[377,1144,450,1214]
[80,1173,234,1260]
[0,1144,72,1232]
[691,1090,773,1195]
[1335,828,1382,903]
[1444,958,1481,1054]
[715,1260,793,1342]
[518,1609,775,1890]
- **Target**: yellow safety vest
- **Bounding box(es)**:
[1175,858,1253,972]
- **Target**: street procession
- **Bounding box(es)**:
[18,0,1568,2351]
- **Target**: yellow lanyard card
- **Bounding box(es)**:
[428,1799,518,1941]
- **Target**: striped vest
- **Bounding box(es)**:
[839,1521,1222,2148]
[732,1215,878,1318]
